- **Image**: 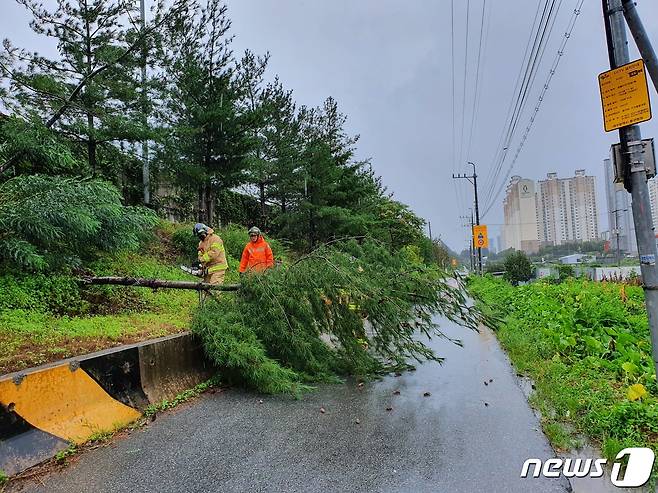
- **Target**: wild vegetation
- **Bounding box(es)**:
[469,276,658,468]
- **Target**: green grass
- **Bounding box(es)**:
[469,275,658,483]
[0,223,204,374]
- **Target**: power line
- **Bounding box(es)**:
[481,0,563,206]
[481,0,584,218]
[466,0,490,162]
[457,0,471,170]
[483,0,563,205]
[480,0,547,195]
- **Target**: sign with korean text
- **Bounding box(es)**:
[599,59,652,132]
[472,225,489,249]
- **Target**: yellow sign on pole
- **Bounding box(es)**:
[472,225,489,249]
[598,59,652,132]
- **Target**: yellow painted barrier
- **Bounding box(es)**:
[0,365,141,444]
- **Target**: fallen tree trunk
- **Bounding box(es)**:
[79,276,241,291]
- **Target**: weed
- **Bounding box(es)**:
[144,377,220,417]
[469,275,658,480]
[54,444,77,465]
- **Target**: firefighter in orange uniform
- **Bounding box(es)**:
[239,226,274,274]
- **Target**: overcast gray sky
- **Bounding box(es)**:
[5,0,658,252]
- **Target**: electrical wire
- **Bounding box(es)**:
[480,0,585,219]
[466,0,490,162]
[480,0,547,195]
[482,0,562,206]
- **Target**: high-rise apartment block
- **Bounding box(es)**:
[502,176,540,253]
[603,157,636,254]
[501,170,600,253]
[536,170,599,245]
[603,154,658,255]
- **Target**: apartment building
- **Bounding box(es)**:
[536,170,599,245]
[502,176,540,253]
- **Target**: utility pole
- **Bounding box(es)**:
[460,212,475,271]
[453,162,482,274]
[428,220,433,241]
[603,0,658,378]
[140,0,150,206]
[470,208,475,272]
[621,0,658,95]
[611,207,627,266]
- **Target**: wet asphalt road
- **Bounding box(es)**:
[16,317,570,493]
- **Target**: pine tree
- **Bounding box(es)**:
[1,0,148,181]
[153,0,255,224]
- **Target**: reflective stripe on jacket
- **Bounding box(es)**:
[239,236,273,273]
[198,229,228,272]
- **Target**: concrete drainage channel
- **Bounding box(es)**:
[0,333,214,477]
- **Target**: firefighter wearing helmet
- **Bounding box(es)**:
[193,223,228,285]
[239,226,274,274]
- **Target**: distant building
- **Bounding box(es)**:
[502,176,540,253]
[559,253,594,265]
[536,170,599,246]
[648,176,658,231]
[603,157,637,254]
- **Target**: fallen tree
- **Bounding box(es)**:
[79,276,241,291]
[192,239,487,395]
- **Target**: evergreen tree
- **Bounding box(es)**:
[1,0,147,182]
[153,0,255,224]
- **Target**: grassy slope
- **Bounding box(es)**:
[0,224,244,374]
[469,276,658,474]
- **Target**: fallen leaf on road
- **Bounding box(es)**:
[423,392,431,397]
[258,399,264,404]
[386,406,393,411]
[355,418,361,424]
[393,390,401,395]
[489,378,493,383]
[484,402,489,407]
[484,381,488,386]
[320,407,326,414]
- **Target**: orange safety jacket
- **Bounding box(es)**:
[197,229,228,274]
[239,236,274,273]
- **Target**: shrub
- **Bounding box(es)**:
[0,272,88,315]
[0,175,157,271]
[556,264,575,280]
[503,251,533,285]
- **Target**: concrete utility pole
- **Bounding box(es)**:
[460,212,475,271]
[621,0,658,95]
[603,0,658,378]
[140,0,150,206]
[453,162,482,274]
[611,207,627,266]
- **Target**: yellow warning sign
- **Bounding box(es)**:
[599,59,652,132]
[472,225,489,249]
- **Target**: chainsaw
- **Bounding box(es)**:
[180,261,205,277]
